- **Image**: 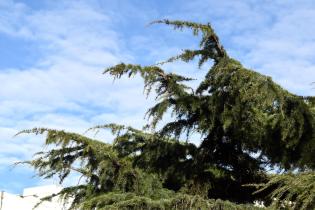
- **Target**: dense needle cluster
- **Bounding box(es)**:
[18,20,315,210]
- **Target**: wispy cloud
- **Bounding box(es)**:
[0,0,153,193]
[178,0,315,95]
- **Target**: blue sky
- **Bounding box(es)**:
[1,0,315,194]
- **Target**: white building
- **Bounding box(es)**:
[0,185,69,210]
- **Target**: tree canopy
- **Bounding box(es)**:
[17,20,315,210]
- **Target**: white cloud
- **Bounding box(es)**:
[0,0,31,37]
[169,0,315,95]
[0,0,152,180]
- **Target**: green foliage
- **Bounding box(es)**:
[17,20,315,209]
[254,172,315,210]
[151,20,226,66]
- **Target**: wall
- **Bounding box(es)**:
[0,185,70,210]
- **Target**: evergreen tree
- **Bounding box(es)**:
[17,20,315,210]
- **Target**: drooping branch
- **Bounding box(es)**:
[151,19,227,65]
[253,172,315,210]
[104,63,193,98]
